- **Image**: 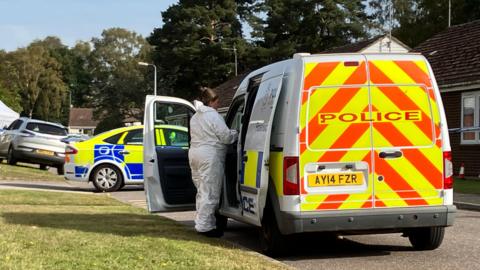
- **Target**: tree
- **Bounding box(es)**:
[0,50,22,112]
[1,43,66,121]
[89,28,152,132]
[148,0,249,99]
[259,0,369,61]
[369,0,480,48]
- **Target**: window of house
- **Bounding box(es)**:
[461,92,480,144]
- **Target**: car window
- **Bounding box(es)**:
[103,132,123,144]
[163,128,189,147]
[123,129,143,145]
[26,122,67,136]
[226,98,245,131]
[8,120,23,130]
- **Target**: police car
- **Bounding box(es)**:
[64,125,188,192]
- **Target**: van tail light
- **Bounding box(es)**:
[283,156,299,195]
[443,151,453,189]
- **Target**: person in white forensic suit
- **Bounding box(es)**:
[189,87,238,237]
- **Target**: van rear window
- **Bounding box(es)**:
[26,123,67,136]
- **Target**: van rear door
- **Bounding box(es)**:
[367,54,443,208]
[299,55,374,211]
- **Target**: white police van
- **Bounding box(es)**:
[143,53,456,255]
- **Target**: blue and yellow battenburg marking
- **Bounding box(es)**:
[241,151,263,188]
[74,144,143,180]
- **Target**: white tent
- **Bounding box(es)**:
[0,100,19,128]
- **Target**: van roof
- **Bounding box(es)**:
[232,52,427,99]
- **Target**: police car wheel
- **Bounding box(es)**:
[92,165,123,192]
[408,226,445,250]
[259,209,286,257]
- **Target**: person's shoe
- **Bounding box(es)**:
[198,228,224,238]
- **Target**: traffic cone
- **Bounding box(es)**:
[459,163,465,179]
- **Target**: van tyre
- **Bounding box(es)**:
[408,226,445,250]
[259,208,286,257]
[7,146,17,165]
[91,164,123,192]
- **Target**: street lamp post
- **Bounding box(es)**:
[138,62,157,96]
[222,44,238,76]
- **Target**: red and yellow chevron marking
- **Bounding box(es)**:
[299,59,443,211]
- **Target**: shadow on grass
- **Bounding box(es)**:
[0,182,93,192]
[0,182,144,193]
[1,212,206,242]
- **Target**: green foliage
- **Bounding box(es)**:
[0,42,67,122]
[260,0,369,61]
[0,85,21,113]
[148,0,248,99]
[89,28,152,129]
[369,0,480,48]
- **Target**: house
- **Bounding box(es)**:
[322,35,411,54]
[214,73,249,114]
[414,20,480,177]
[68,108,98,135]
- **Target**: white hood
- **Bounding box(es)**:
[193,100,215,113]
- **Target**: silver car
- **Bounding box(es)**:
[0,117,67,174]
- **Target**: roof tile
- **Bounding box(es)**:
[414,20,480,86]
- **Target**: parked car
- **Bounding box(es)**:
[64,124,188,192]
[0,117,68,174]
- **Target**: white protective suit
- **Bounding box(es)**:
[189,101,238,232]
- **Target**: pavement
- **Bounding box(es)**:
[1,179,479,211]
[452,192,480,211]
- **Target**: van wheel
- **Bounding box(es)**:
[7,146,17,165]
[408,227,445,250]
[91,164,123,192]
[259,209,286,257]
[57,166,64,175]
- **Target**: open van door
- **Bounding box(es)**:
[143,95,197,212]
[240,73,283,226]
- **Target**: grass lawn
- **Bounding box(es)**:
[454,178,480,195]
[0,190,287,270]
[0,161,64,181]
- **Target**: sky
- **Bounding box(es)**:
[0,0,178,51]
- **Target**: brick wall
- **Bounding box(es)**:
[442,90,480,177]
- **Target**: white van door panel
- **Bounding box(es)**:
[143,95,197,212]
[241,74,283,225]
